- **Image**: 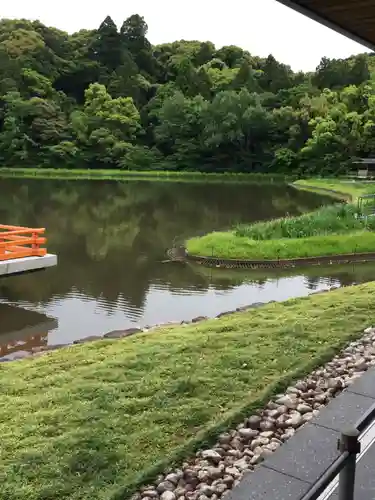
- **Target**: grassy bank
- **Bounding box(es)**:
[186,178,375,261]
[293,178,375,202]
[187,230,375,260]
[0,167,289,183]
[1,283,375,500]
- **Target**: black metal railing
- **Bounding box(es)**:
[302,401,375,500]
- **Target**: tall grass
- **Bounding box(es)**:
[235,203,375,240]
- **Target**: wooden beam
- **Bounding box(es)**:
[276,0,375,50]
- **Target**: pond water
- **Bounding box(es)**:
[0,178,372,359]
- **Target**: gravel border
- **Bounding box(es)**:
[2,286,374,499]
[129,325,375,500]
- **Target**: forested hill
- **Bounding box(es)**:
[0,15,374,174]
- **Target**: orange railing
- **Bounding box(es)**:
[0,225,47,261]
[0,333,48,357]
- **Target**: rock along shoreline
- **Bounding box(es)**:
[0,285,341,363]
[130,324,375,500]
[1,283,372,500]
[186,251,375,270]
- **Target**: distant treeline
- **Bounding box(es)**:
[0,15,374,174]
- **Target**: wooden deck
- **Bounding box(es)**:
[0,224,57,276]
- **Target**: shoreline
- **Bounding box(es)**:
[2,281,375,499]
[185,179,375,265]
[0,296,305,363]
[186,250,375,269]
[0,168,291,183]
[293,178,375,203]
[4,177,375,498]
[0,283,343,363]
[290,182,353,202]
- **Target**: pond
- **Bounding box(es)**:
[0,178,372,359]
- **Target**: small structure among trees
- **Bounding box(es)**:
[352,158,375,179]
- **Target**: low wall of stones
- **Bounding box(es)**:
[0,299,280,362]
[187,252,375,269]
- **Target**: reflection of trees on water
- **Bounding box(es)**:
[0,179,335,310]
[304,277,323,291]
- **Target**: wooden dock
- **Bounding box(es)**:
[0,224,57,277]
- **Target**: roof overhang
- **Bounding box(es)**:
[276,0,375,51]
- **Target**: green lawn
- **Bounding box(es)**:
[187,230,375,260]
[1,283,375,500]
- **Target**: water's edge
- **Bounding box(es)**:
[0,285,341,363]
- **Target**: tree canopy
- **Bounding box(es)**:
[0,15,374,174]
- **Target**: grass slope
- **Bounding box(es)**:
[1,283,375,500]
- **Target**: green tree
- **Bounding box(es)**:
[258,55,293,93]
[203,89,274,171]
[70,83,141,167]
[121,15,156,79]
[90,16,123,71]
[0,91,69,165]
[154,91,207,168]
[0,14,372,175]
[215,45,245,68]
[231,60,260,92]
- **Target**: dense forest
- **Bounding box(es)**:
[0,15,374,174]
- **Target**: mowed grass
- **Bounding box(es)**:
[1,283,375,500]
[187,230,375,260]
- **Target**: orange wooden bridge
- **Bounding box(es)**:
[0,224,57,277]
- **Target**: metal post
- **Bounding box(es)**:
[338,428,361,500]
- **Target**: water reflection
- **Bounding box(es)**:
[0,261,374,353]
[189,262,367,291]
[0,304,57,360]
[0,178,368,347]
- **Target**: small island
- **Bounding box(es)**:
[186,179,375,265]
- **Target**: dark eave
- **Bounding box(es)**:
[276,0,375,51]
